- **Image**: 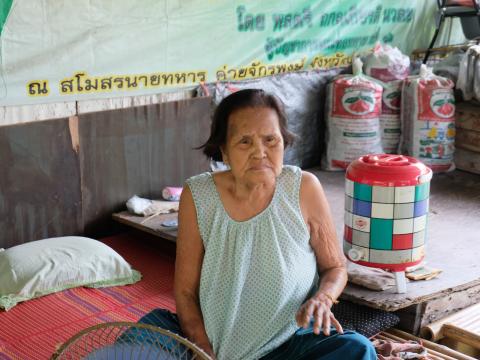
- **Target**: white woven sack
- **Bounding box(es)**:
[400,65,455,173]
[323,58,383,170]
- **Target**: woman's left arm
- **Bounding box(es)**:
[296,171,348,336]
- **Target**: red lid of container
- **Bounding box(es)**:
[346,154,432,187]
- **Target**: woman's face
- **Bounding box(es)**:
[221,106,284,183]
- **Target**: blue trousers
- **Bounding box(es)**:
[137,309,376,360]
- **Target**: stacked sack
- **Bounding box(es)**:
[323,57,383,170]
[364,44,410,154]
[323,45,455,173]
[400,65,456,173]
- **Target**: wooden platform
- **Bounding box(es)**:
[113,169,480,334]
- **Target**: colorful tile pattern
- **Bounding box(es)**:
[354,182,372,202]
[370,218,393,250]
[413,230,425,247]
[372,186,395,203]
[352,229,370,248]
[415,182,430,201]
[371,203,394,219]
[344,181,429,266]
[353,199,372,217]
[344,225,352,243]
[414,199,428,217]
[392,233,413,250]
[394,203,414,219]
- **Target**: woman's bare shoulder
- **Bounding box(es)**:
[300,170,323,193]
[299,170,331,218]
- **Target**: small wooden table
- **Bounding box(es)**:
[112,211,178,242]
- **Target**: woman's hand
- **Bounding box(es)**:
[295,293,343,336]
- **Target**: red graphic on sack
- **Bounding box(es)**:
[389,95,401,108]
[382,89,401,115]
[433,101,455,118]
[332,83,381,119]
[347,97,373,113]
[418,82,455,121]
[381,80,403,115]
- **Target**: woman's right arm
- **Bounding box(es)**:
[174,185,215,358]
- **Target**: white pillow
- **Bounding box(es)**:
[0,236,141,311]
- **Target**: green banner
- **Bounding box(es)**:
[0,0,12,34]
[0,0,438,106]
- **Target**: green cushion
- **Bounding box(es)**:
[0,236,141,311]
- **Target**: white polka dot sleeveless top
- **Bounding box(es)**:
[186,165,318,360]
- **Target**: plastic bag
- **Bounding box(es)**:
[364,44,410,153]
[364,43,410,82]
[433,50,464,84]
[456,46,480,101]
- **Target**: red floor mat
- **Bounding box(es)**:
[0,233,176,360]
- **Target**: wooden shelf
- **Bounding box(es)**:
[112,211,178,242]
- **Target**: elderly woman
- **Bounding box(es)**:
[140,89,375,360]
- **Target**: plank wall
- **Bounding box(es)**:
[0,97,212,247]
